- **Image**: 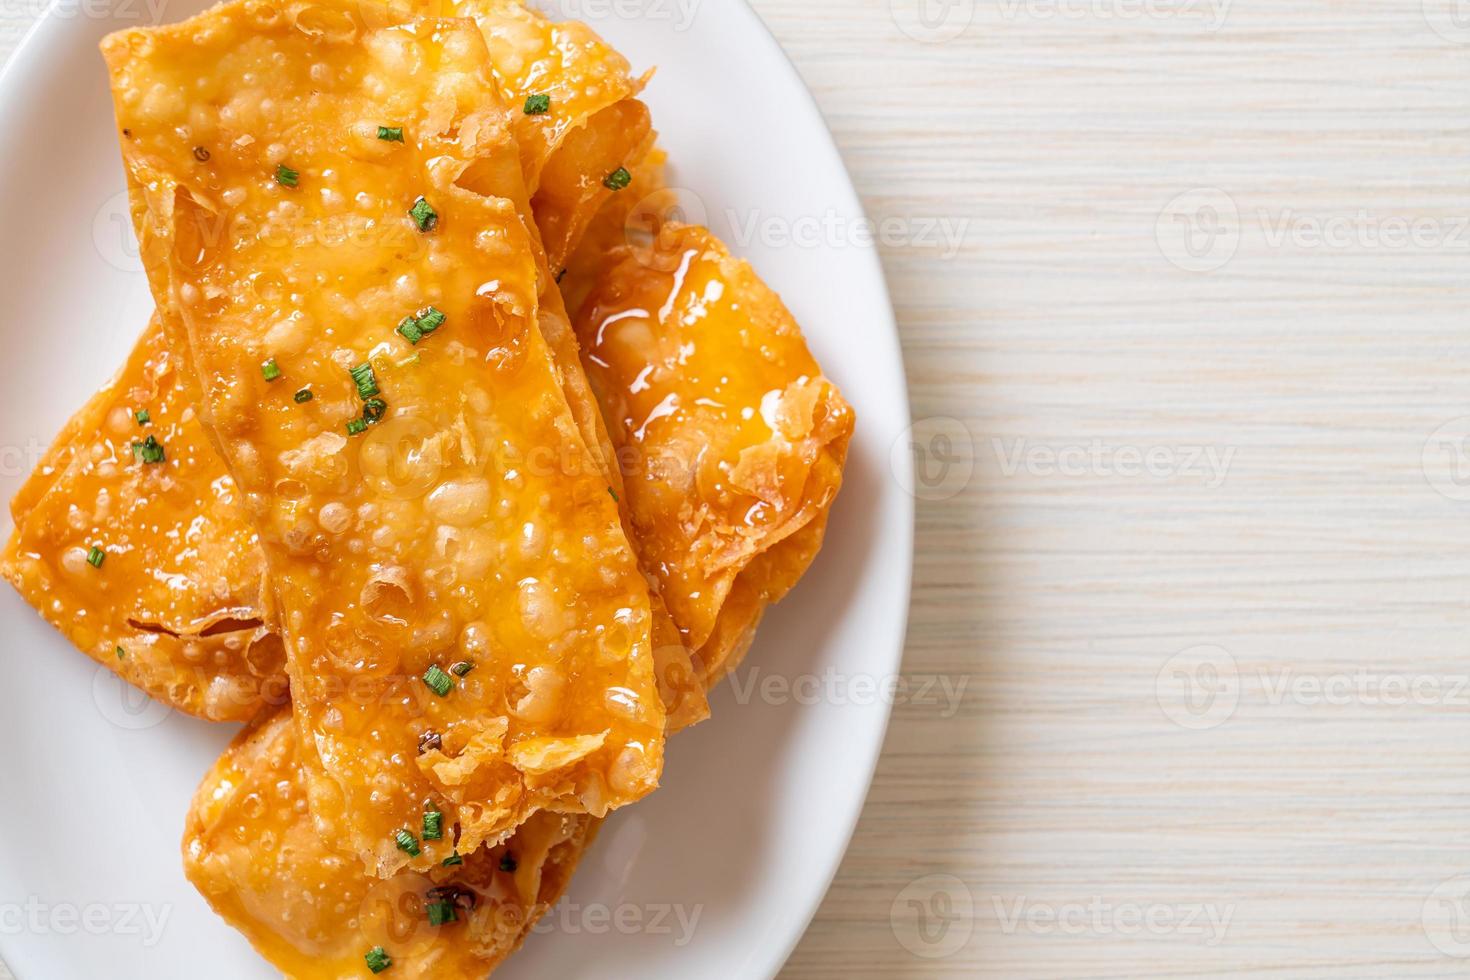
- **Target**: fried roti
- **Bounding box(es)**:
[0,317,283,721]
[455,0,654,268]
[5,0,702,730]
[184,708,598,979]
[572,219,855,685]
[104,0,665,872]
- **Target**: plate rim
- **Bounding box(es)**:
[0,1,915,977]
[714,4,913,977]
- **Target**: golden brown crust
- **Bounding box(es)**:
[105,0,666,873]
[1,0,705,738]
[183,708,600,979]
[573,221,855,680]
[172,184,853,980]
[0,318,282,721]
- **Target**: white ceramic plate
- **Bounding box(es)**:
[0,1,912,977]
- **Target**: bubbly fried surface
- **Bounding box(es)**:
[185,708,598,979]
[454,0,648,187]
[0,318,283,721]
[104,0,665,872]
[438,0,656,268]
[532,97,653,271]
[5,0,704,733]
[2,0,698,732]
[573,221,855,683]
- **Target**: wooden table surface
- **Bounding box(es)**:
[5,1,1470,977]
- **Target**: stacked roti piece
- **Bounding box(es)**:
[0,0,853,974]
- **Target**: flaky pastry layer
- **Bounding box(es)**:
[572,219,854,684]
[104,0,665,874]
[184,707,598,979]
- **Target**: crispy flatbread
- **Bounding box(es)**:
[174,150,853,980]
[3,0,705,730]
[184,707,598,979]
[104,0,665,873]
[452,0,655,267]
[1,318,282,720]
[571,217,855,685]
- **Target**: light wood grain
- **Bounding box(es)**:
[6,0,1470,977]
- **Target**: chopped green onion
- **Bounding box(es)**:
[364,947,392,973]
[423,809,443,841]
[132,435,166,464]
[607,486,618,502]
[350,362,379,399]
[450,661,475,677]
[603,167,631,191]
[115,645,125,659]
[396,316,424,344]
[377,126,404,142]
[423,665,453,697]
[523,93,551,115]
[393,828,420,857]
[293,388,313,403]
[261,358,282,381]
[409,196,438,232]
[134,409,150,426]
[274,163,299,188]
[499,853,517,873]
[362,398,387,424]
[426,901,457,926]
[87,546,106,568]
[442,852,463,867]
[397,308,443,345]
[346,418,368,436]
